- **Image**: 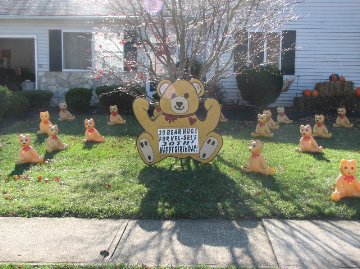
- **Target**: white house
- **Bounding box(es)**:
[1,0,359,106]
[0,0,130,104]
[222,0,360,106]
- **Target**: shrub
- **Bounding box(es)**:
[96,83,145,113]
[236,65,283,109]
[0,85,11,120]
[95,85,120,96]
[6,92,30,117]
[204,81,225,104]
[293,96,360,115]
[65,88,92,112]
[314,81,354,97]
[20,90,53,110]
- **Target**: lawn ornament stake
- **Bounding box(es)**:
[297,124,323,153]
[331,159,360,201]
[276,107,293,124]
[313,114,332,138]
[37,111,52,135]
[241,140,275,176]
[133,79,223,165]
[108,105,126,125]
[84,118,105,142]
[251,114,274,138]
[16,134,44,164]
[46,124,68,152]
[333,107,353,128]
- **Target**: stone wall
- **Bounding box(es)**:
[38,71,140,106]
[38,71,103,105]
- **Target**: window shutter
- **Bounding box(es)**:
[281,30,296,75]
[233,30,248,72]
[124,30,137,72]
[49,30,62,71]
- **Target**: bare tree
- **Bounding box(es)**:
[99,0,299,85]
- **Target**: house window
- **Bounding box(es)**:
[63,32,92,70]
[234,30,296,75]
[94,32,124,72]
[249,32,281,68]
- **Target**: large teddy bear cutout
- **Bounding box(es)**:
[133,79,223,165]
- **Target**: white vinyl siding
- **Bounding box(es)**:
[0,19,97,72]
[221,0,360,106]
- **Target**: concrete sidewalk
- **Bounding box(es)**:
[0,218,359,268]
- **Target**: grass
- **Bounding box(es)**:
[0,111,360,219]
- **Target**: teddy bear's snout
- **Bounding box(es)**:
[176,101,183,108]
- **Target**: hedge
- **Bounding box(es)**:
[96,83,145,113]
[65,88,93,112]
[20,90,53,110]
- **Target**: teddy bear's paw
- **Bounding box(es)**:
[331,192,341,202]
[200,137,219,160]
[139,138,155,163]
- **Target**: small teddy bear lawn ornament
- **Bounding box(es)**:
[37,111,52,135]
[251,114,274,138]
[16,134,44,164]
[333,107,353,128]
[58,102,75,121]
[297,124,323,153]
[133,79,223,165]
[263,110,279,129]
[241,140,275,176]
[108,105,126,125]
[331,159,360,201]
[46,124,68,153]
[84,118,105,143]
[59,102,75,121]
[276,106,293,124]
[313,114,332,138]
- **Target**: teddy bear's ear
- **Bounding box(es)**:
[300,125,304,128]
[157,80,171,97]
[25,134,31,140]
[84,119,88,124]
[349,159,357,166]
[190,79,205,97]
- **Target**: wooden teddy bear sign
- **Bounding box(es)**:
[133,79,223,165]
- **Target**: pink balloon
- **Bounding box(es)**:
[143,0,163,14]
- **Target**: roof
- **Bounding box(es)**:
[0,0,116,17]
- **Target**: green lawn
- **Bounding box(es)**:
[0,111,359,219]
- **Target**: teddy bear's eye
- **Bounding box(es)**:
[184,93,189,99]
[351,167,354,170]
[345,166,348,169]
[171,93,176,98]
[252,144,256,147]
[305,129,308,131]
